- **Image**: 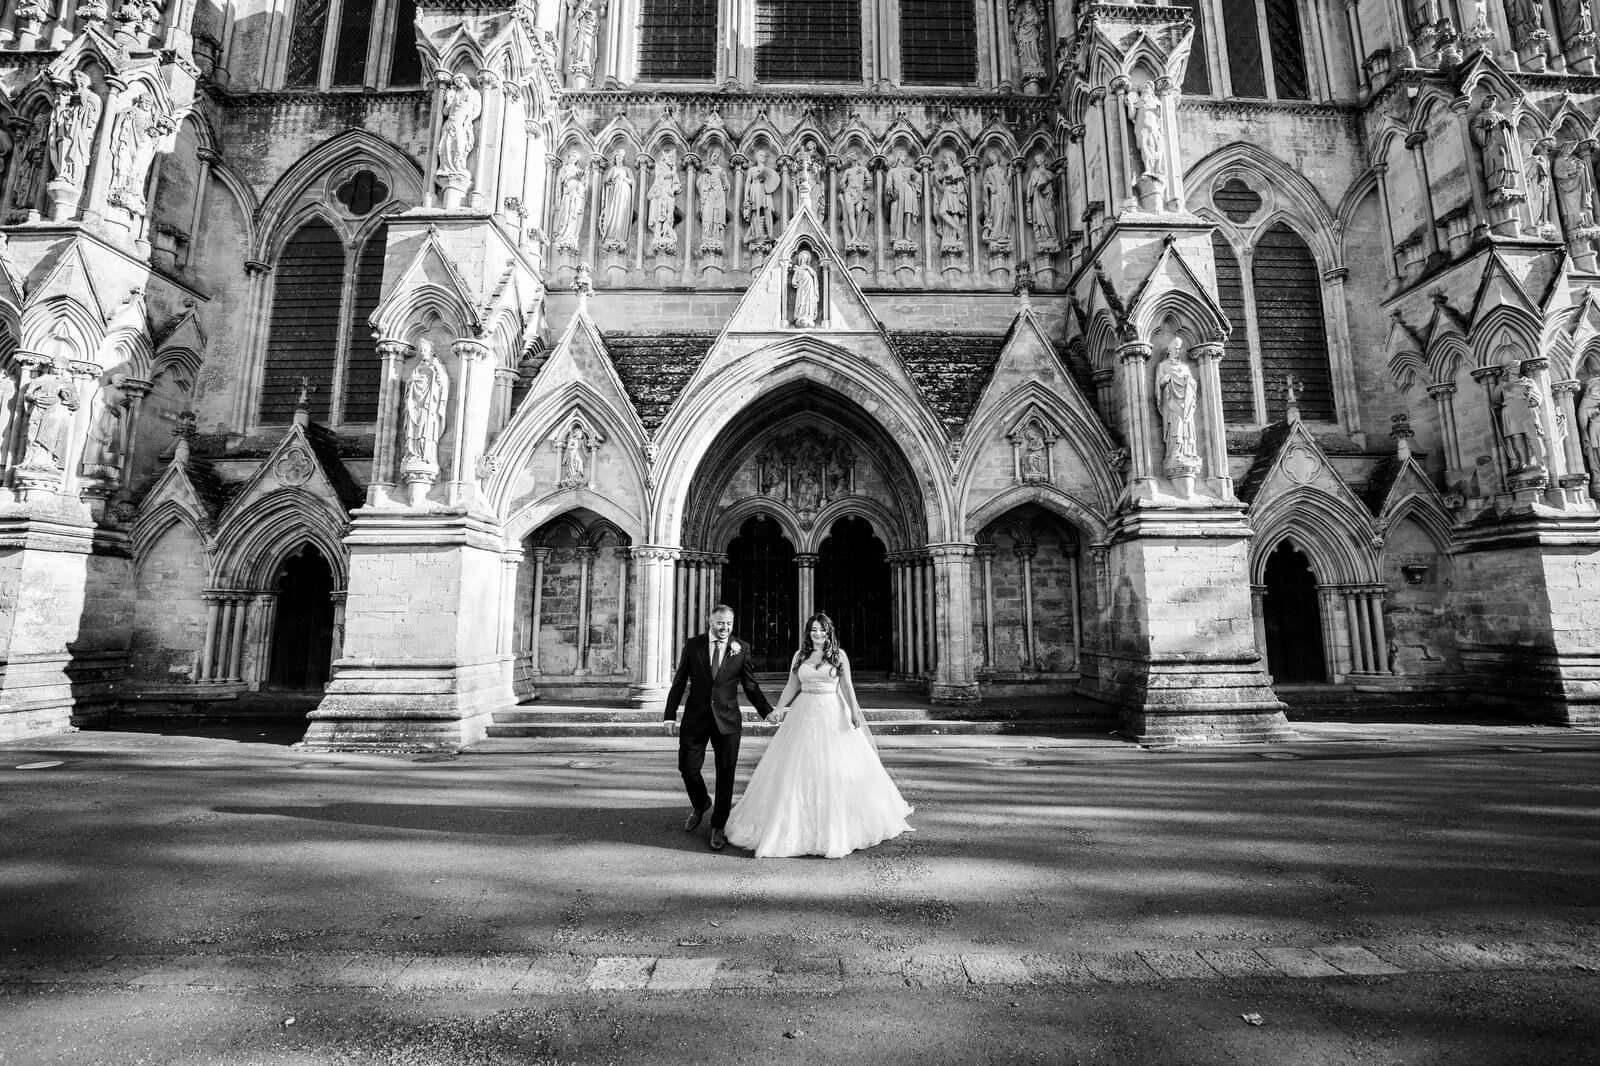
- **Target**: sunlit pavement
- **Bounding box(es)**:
[3,718,1599,1065]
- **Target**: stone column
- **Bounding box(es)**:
[1343,589,1369,673]
[1471,365,1510,491]
[1523,356,1567,485]
[498,548,522,660]
[1406,131,1443,258]
[1428,382,1464,477]
[795,553,817,634]
[908,556,924,675]
[1366,588,1391,674]
[573,545,596,675]
[872,158,888,285]
[329,591,347,671]
[368,339,413,506]
[527,546,549,673]
[730,154,747,274]
[1067,551,1082,670]
[1190,340,1233,498]
[227,593,249,682]
[680,154,699,285]
[198,593,221,681]
[1015,544,1037,670]
[889,556,906,675]
[630,546,678,704]
[446,339,491,507]
[673,555,690,653]
[977,544,996,671]
[1317,586,1342,681]
[929,543,979,702]
[1552,380,1590,493]
[1319,267,1362,439]
[1250,584,1268,664]
[615,546,631,673]
[469,69,504,212]
[1118,340,1156,487]
[1371,162,1403,284]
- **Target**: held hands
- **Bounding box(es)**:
[770,707,788,725]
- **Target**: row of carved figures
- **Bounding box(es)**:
[1,354,141,495]
[0,0,165,51]
[547,142,1062,277]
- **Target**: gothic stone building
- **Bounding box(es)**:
[0,0,1598,749]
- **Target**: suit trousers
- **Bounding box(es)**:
[678,715,741,829]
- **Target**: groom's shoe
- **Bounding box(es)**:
[684,805,710,832]
[709,827,727,851]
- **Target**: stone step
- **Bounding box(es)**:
[482,716,1113,739]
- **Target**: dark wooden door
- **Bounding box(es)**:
[816,515,892,672]
[267,547,336,691]
[721,516,797,671]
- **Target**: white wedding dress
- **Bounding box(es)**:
[724,661,914,859]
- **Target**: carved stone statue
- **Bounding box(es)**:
[436,73,481,187]
[795,142,824,217]
[1554,144,1596,229]
[402,341,449,469]
[21,361,79,471]
[1495,357,1546,471]
[552,149,588,254]
[567,0,599,86]
[697,149,730,253]
[81,372,131,477]
[885,148,921,251]
[1012,0,1047,82]
[1024,152,1059,251]
[839,151,872,251]
[559,422,589,486]
[1154,339,1200,476]
[598,147,634,254]
[1578,376,1600,478]
[47,71,102,188]
[1524,145,1558,237]
[1470,94,1521,202]
[647,146,680,255]
[743,149,780,250]
[1127,83,1166,181]
[1022,421,1048,480]
[9,122,45,212]
[934,149,967,252]
[108,86,164,210]
[981,147,1013,251]
[791,249,819,329]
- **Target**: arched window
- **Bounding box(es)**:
[258,219,388,425]
[755,0,862,82]
[638,0,718,80]
[900,0,977,85]
[282,0,423,90]
[1202,0,1311,100]
[1253,223,1334,421]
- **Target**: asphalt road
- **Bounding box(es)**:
[2,719,1598,1064]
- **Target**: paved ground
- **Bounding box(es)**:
[3,718,1599,1064]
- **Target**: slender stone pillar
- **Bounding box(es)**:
[1016,544,1038,670]
[526,546,549,672]
[629,547,678,704]
[369,340,413,506]
[977,544,996,671]
[615,547,631,674]
[226,595,248,682]
[198,594,220,681]
[1190,340,1234,498]
[574,545,596,675]
[1429,382,1464,477]
[1471,366,1510,491]
[928,543,980,703]
[1118,340,1156,489]
[795,553,817,633]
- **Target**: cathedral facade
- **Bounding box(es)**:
[0,0,1597,748]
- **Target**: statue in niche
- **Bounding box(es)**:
[934,149,967,252]
[1012,0,1047,81]
[559,422,589,486]
[1577,376,1600,478]
[1154,339,1201,474]
[885,148,921,250]
[1024,152,1060,251]
[1022,421,1048,480]
[598,147,634,253]
[743,149,780,250]
[647,146,680,255]
[794,462,823,513]
[1126,83,1166,181]
[20,361,79,471]
[108,87,163,208]
[1581,0,1596,36]
[9,122,45,212]
[47,71,101,188]
[791,248,819,329]
[1495,356,1546,471]
[436,73,481,184]
[552,149,588,254]
[1507,0,1545,39]
[795,142,824,216]
[1553,143,1596,226]
[839,151,873,251]
[1470,94,1521,202]
[697,149,730,253]
[566,0,599,85]
[1524,143,1559,237]
[402,341,449,469]
[981,147,1013,251]
[81,372,131,477]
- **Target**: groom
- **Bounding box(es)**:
[662,604,773,850]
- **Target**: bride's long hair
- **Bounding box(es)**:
[799,612,843,675]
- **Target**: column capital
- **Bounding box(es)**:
[1552,378,1583,396]
[631,545,682,562]
[500,548,525,564]
[1118,340,1152,364]
[926,542,978,560]
[244,260,271,277]
[573,545,599,560]
[793,553,819,568]
[974,543,998,559]
[1321,266,1350,284]
[527,545,553,561]
[1404,130,1430,149]
[453,339,491,362]
[1427,381,1458,398]
[376,338,415,361]
[1013,544,1038,560]
[1522,355,1551,373]
[1469,365,1501,385]
[1189,341,1225,363]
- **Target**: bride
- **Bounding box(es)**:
[724,613,913,859]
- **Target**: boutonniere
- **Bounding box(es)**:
[729,640,742,656]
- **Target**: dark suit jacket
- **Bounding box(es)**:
[663,633,773,735]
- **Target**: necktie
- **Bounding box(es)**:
[712,641,724,674]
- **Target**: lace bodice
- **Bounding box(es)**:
[797,660,840,694]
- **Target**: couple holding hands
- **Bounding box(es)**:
[662,606,913,858]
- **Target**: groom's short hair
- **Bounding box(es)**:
[708,604,734,619]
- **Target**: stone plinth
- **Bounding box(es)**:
[303,510,514,750]
[1092,509,1291,744]
[0,519,132,741]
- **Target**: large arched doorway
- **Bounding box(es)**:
[1263,541,1326,683]
[722,515,797,671]
[266,545,336,691]
[816,515,891,672]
